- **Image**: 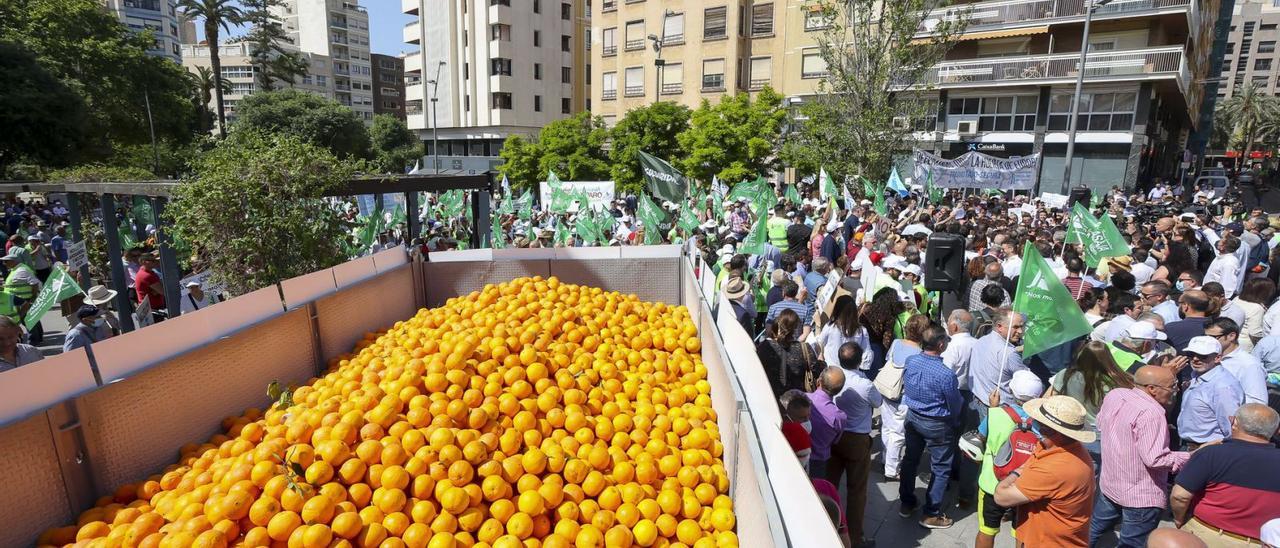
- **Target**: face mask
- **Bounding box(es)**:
[1176,281,1187,292]
[93,318,105,328]
[801,420,812,434]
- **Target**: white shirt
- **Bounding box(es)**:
[1220,346,1269,405]
[1204,253,1241,298]
[941,331,977,391]
[180,291,212,315]
[1129,261,1155,285]
[1148,187,1167,200]
[1218,302,1247,334]
[1264,299,1280,337]
[813,323,872,370]
[834,369,882,434]
[1002,256,1023,278]
[1153,300,1181,325]
[1102,314,1138,343]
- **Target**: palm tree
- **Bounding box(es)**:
[189,66,230,133]
[179,0,244,138]
[1219,81,1280,161]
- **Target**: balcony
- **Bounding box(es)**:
[897,46,1187,92]
[335,82,351,91]
[402,0,418,16]
[602,89,617,100]
[331,35,348,44]
[342,3,366,14]
[624,39,644,51]
[603,45,617,56]
[623,85,644,97]
[406,82,424,102]
[403,21,419,44]
[404,52,422,74]
[661,83,682,95]
[330,19,347,28]
[916,0,1190,39]
[335,66,351,75]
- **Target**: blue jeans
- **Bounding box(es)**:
[899,411,956,517]
[1088,493,1162,548]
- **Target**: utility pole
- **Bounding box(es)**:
[648,10,676,103]
[429,60,446,175]
[1058,0,1113,195]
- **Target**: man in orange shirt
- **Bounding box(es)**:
[993,395,1097,547]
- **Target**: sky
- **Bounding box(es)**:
[196,1,415,57]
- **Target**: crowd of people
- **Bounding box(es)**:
[680,180,1280,547]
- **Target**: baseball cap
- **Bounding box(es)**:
[1009,370,1045,401]
[1125,321,1167,341]
[882,257,907,271]
[903,264,922,277]
[1183,336,1222,356]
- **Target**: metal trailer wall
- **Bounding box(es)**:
[0,246,837,547]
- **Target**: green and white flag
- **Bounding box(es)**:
[637,150,690,204]
[491,213,505,249]
[784,184,802,205]
[677,202,700,233]
[873,185,888,217]
[926,169,944,205]
[861,176,877,197]
[513,189,533,220]
[1065,203,1099,245]
[1013,242,1094,358]
[1068,203,1131,267]
[26,267,82,330]
[637,194,665,245]
[554,217,572,246]
[739,214,768,256]
[820,168,838,199]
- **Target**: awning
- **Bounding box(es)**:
[912,25,1049,45]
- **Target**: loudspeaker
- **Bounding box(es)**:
[924,232,966,292]
[1068,186,1092,209]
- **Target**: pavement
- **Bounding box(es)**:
[29,306,74,357]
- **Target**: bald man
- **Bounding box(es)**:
[807,366,847,479]
[1165,290,1212,352]
[1146,528,1207,548]
[1091,366,1190,547]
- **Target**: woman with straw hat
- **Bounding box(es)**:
[992,395,1097,547]
[81,285,120,340]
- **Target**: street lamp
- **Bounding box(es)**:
[1059,0,1114,194]
[429,60,446,175]
[648,10,677,103]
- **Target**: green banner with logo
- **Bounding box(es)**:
[637,150,690,204]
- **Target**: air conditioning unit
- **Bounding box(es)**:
[957,120,978,135]
[892,116,911,130]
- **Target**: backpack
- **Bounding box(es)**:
[992,404,1039,480]
[971,308,994,338]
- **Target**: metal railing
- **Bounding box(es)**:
[916,0,1190,36]
[602,89,618,100]
[625,39,644,51]
[342,3,366,14]
[624,85,645,97]
[331,20,348,28]
[898,46,1186,90]
[661,83,683,95]
[335,67,351,75]
[335,83,351,91]
[603,45,617,56]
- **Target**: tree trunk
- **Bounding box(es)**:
[208,21,227,139]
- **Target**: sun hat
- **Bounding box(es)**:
[1125,321,1167,341]
[1105,255,1133,272]
[1022,395,1097,443]
[903,264,922,277]
[882,257,907,271]
[84,285,118,306]
[1183,335,1222,356]
[723,277,749,300]
[0,249,21,262]
[717,244,735,257]
[771,269,787,285]
[1009,370,1045,401]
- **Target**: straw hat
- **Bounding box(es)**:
[1022,395,1096,443]
[84,285,118,307]
[723,277,749,300]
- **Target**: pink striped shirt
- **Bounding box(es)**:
[1097,387,1191,508]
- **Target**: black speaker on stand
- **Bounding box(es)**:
[1068,186,1092,209]
[925,232,967,320]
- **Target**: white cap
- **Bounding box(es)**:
[903,264,922,277]
[184,280,201,288]
[1009,370,1045,401]
[700,220,717,230]
[826,220,840,233]
[1261,518,1280,547]
[882,257,907,271]
[848,260,864,272]
[1125,321,1167,341]
[897,290,914,303]
[619,216,632,223]
[718,244,735,256]
[1184,336,1222,356]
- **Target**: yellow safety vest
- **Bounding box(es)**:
[0,291,18,323]
[5,265,36,300]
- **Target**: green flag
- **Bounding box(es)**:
[637,150,690,203]
[873,185,888,217]
[1068,206,1131,268]
[118,226,137,250]
[132,197,155,227]
[820,168,838,199]
[739,213,768,256]
[1090,192,1104,209]
[784,184,801,204]
[637,194,665,245]
[25,267,81,330]
[1013,242,1094,358]
[600,207,617,235]
[491,214,505,249]
[514,189,533,220]
[677,202,700,233]
[555,217,572,246]
[575,212,601,245]
[926,169,944,205]
[1064,203,1099,245]
[860,176,876,197]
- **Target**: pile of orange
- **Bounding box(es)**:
[42,276,737,548]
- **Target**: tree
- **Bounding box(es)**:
[168,132,355,296]
[785,0,967,189]
[369,114,420,173]
[536,112,612,182]
[496,135,544,189]
[239,0,309,92]
[190,65,230,134]
[232,89,371,159]
[179,0,244,139]
[1219,82,1280,162]
[0,42,86,174]
[676,88,787,184]
[608,101,691,192]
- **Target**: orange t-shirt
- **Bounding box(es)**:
[1013,442,1096,547]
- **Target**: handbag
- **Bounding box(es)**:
[873,354,906,400]
[799,343,819,393]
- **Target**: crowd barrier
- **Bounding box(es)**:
[0,246,838,547]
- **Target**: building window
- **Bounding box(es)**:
[805,9,832,31]
[562,98,571,113]
[464,63,469,79]
[534,0,540,13]
[602,71,617,100]
[465,95,470,111]
[748,56,771,90]
[664,13,684,44]
[947,95,1037,131]
[625,66,644,96]
[562,35,571,52]
[1047,91,1136,131]
[491,23,511,41]
[1264,23,1278,30]
[534,30,541,46]
[492,92,513,109]
[220,65,254,79]
[751,3,773,36]
[535,95,542,112]
[230,82,255,94]
[625,20,645,50]
[661,62,682,94]
[1227,42,1235,54]
[702,58,725,90]
[489,0,509,5]
[561,2,571,19]
[603,0,615,12]
[562,66,571,83]
[801,50,827,79]
[1260,41,1276,53]
[704,7,727,40]
[534,63,542,80]
[585,34,591,50]
[603,27,617,56]
[1258,58,1273,71]
[491,58,512,76]
[739,6,746,36]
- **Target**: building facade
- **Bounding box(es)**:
[270,0,376,122]
[104,0,183,62]
[1218,2,1280,100]
[372,53,407,121]
[181,42,335,131]
[402,0,591,173]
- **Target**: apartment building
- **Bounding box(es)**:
[402,0,592,174]
[270,0,376,123]
[1218,1,1280,100]
[181,42,335,130]
[104,0,183,62]
[373,54,408,121]
[896,0,1220,194]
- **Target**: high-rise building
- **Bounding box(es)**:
[402,0,592,173]
[1217,2,1280,101]
[270,0,376,123]
[181,42,335,131]
[372,53,407,122]
[103,0,183,62]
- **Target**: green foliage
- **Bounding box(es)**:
[1218,82,1280,160]
[45,164,155,182]
[179,0,244,137]
[0,0,196,162]
[369,115,420,173]
[0,42,86,173]
[189,66,229,134]
[239,0,308,91]
[497,112,610,187]
[608,102,691,193]
[787,0,966,188]
[497,135,544,189]
[167,132,356,295]
[676,88,787,185]
[232,89,371,159]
